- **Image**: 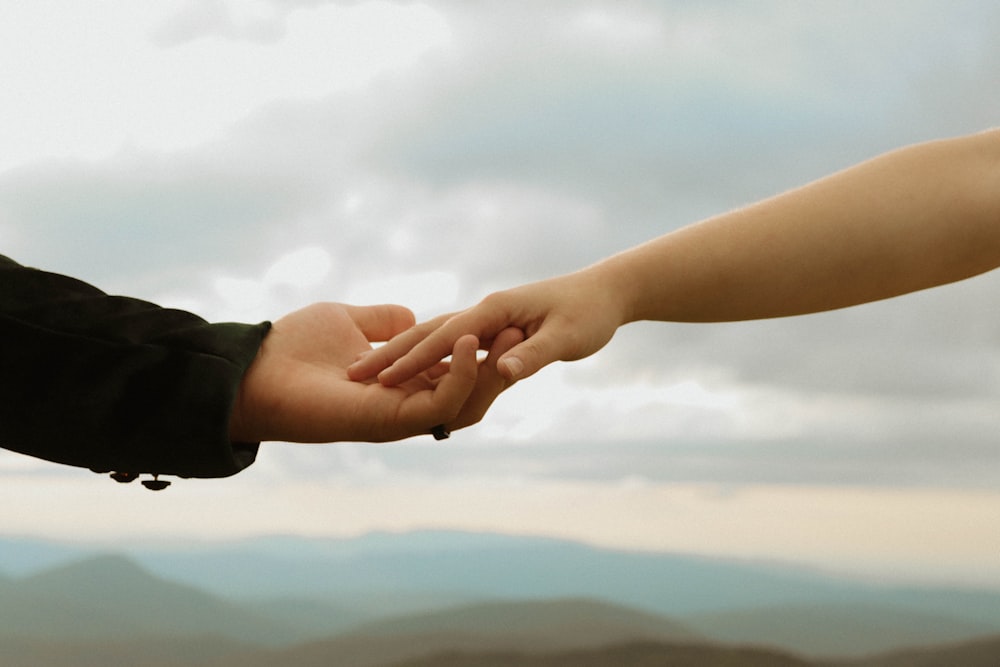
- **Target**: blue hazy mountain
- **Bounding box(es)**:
[119,531,876,610]
[0,553,293,645]
[117,531,1000,626]
[2,530,1000,658]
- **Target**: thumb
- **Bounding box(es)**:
[496,333,560,381]
[344,304,417,342]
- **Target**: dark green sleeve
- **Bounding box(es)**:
[0,255,270,480]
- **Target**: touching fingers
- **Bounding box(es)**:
[347,315,441,381]
[373,315,477,387]
[376,306,518,387]
[450,326,525,430]
[397,333,480,436]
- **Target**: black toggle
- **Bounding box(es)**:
[141,475,171,491]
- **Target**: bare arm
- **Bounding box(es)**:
[606,128,1000,324]
[351,129,1000,385]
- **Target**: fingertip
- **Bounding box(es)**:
[454,333,480,354]
[424,335,481,428]
[498,355,525,381]
[382,304,417,339]
[394,304,417,329]
[346,353,372,381]
[376,366,399,387]
[451,334,480,380]
[348,347,395,382]
[446,329,522,432]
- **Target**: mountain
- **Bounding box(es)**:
[199,599,707,667]
[0,554,294,646]
[846,634,1000,667]
[384,640,816,667]
[123,531,920,615]
[688,603,998,657]
[121,530,1000,654]
[246,595,385,641]
[349,597,701,648]
[0,636,256,667]
[2,545,1000,667]
[4,530,1000,660]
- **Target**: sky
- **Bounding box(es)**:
[2,0,1000,588]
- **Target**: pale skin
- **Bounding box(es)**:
[229,302,523,443]
[350,128,1000,388]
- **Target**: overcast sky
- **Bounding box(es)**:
[3,0,1000,587]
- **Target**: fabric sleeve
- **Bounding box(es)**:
[0,255,271,479]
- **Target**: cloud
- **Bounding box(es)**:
[262,245,333,288]
[7,3,1000,593]
[0,0,454,171]
[204,247,335,321]
[5,0,1000,504]
[367,0,1000,223]
[151,0,286,46]
[345,271,459,318]
[0,152,311,288]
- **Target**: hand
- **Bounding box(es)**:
[229,302,523,443]
[349,268,626,387]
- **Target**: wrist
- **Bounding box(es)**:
[228,345,271,444]
[585,254,639,326]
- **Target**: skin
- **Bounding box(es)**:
[229,302,523,443]
[349,128,1000,387]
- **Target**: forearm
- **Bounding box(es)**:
[0,256,269,478]
[595,129,1000,324]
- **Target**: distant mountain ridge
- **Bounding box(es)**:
[112,531,1000,618]
[690,602,999,658]
[383,641,816,667]
[847,634,1000,667]
[350,597,701,647]
[2,530,1000,660]
[198,598,706,667]
[0,553,294,645]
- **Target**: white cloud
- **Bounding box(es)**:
[561,6,667,51]
[0,0,453,170]
[263,245,333,288]
[346,271,460,319]
[5,1,1000,583]
[151,0,286,45]
[212,275,271,320]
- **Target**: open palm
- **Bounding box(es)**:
[229,302,520,444]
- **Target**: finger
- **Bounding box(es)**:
[494,324,567,381]
[377,310,509,387]
[347,313,451,381]
[450,326,525,430]
[424,360,452,381]
[343,304,416,343]
[396,334,480,433]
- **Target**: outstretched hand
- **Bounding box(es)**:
[229,302,522,443]
[348,269,626,388]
